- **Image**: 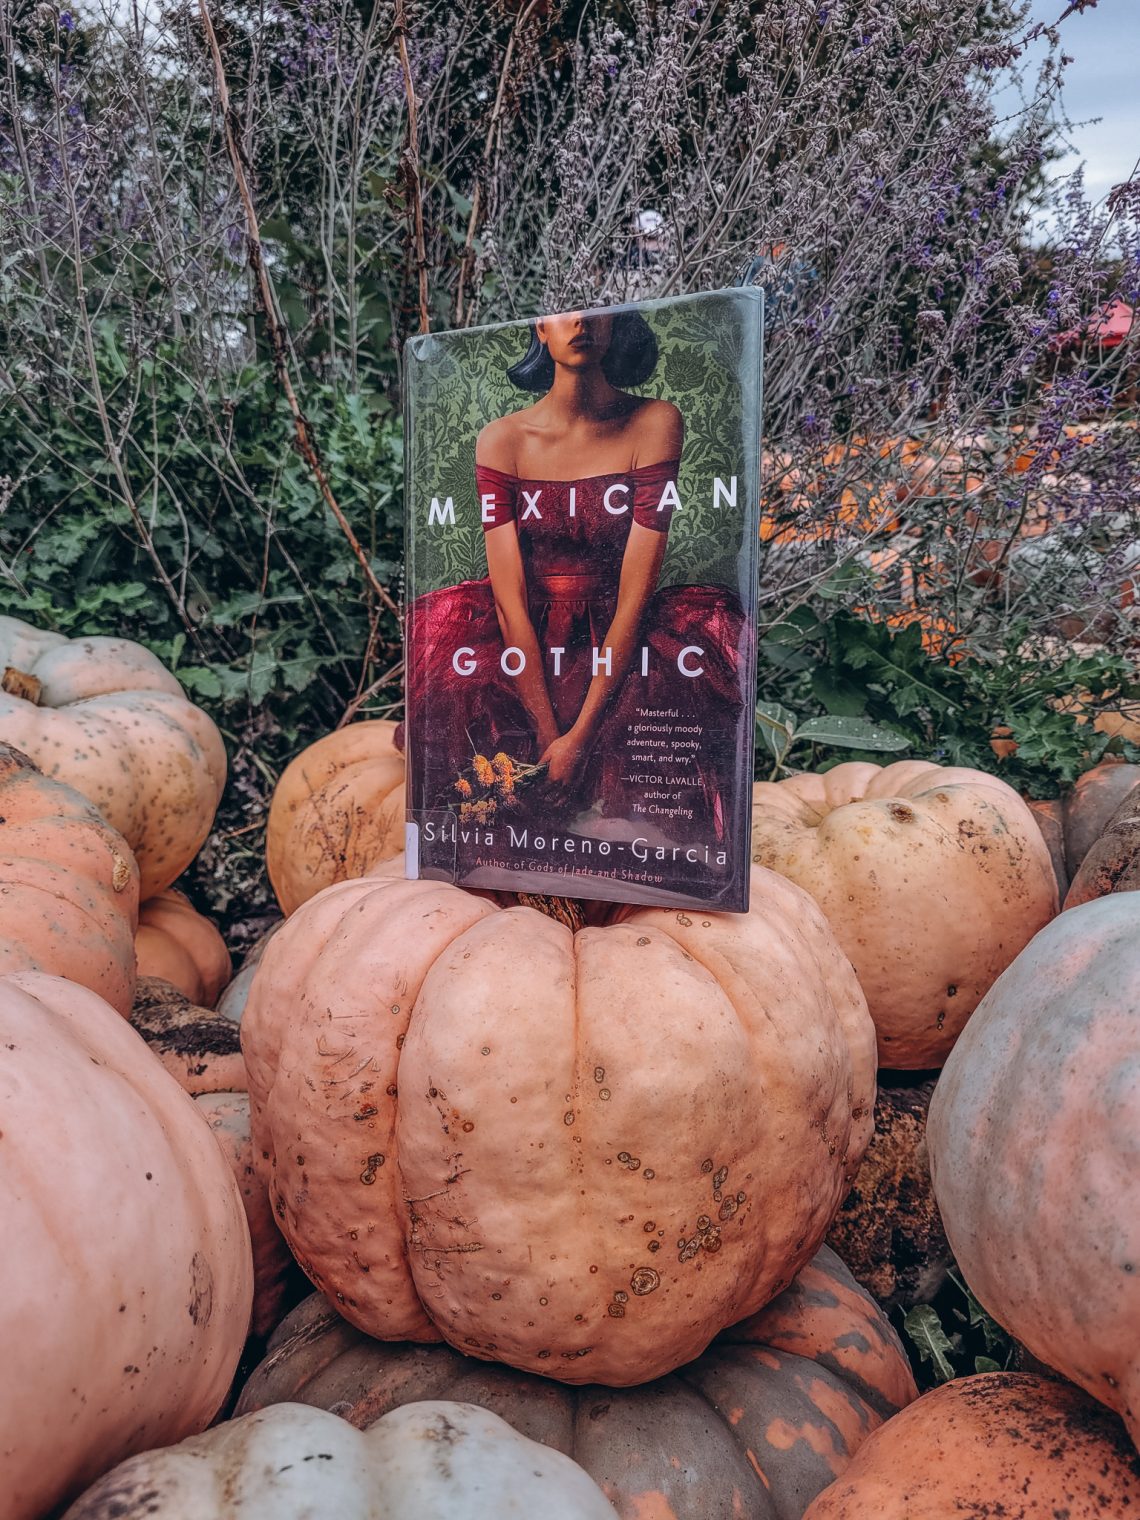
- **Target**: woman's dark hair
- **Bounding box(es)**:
[506,310,659,392]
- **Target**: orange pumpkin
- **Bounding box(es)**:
[751,761,1057,1068]
[266,721,405,914]
[802,1374,1140,1518]
[129,975,247,1094]
[235,1245,917,1520]
[0,616,226,897]
[1063,781,1140,908]
[241,864,876,1384]
[1030,760,1140,900]
[136,888,232,1007]
[928,895,1140,1445]
[0,742,138,1013]
[129,976,296,1340]
[0,971,252,1520]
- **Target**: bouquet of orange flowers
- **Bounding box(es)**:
[448,751,547,823]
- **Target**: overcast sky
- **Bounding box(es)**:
[1024,0,1140,207]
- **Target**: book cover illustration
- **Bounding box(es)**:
[404,288,762,911]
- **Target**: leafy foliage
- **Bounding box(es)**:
[757,609,1140,795]
[900,1269,1017,1390]
[1,0,1138,930]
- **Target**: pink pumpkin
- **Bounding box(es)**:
[752,761,1057,1067]
[241,864,876,1386]
[0,972,252,1520]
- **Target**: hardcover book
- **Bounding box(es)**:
[404,287,762,911]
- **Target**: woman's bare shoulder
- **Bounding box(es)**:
[476,410,528,470]
[631,396,683,465]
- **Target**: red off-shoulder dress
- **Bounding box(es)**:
[405,461,749,845]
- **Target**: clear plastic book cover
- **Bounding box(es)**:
[404,287,763,912]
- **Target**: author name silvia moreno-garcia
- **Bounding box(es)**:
[418,817,731,869]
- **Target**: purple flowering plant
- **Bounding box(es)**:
[0,0,1138,907]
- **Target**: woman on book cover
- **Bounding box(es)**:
[406,308,749,846]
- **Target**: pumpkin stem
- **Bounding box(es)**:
[515,893,588,933]
[2,667,42,706]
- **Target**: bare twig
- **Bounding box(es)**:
[338,658,406,728]
[454,0,544,326]
[197,0,400,620]
[393,0,430,335]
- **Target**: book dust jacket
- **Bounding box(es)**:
[404,288,762,911]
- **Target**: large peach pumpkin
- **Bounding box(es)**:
[928,894,1140,1445]
[237,1244,916,1520]
[0,615,226,897]
[751,761,1057,1067]
[0,971,253,1520]
[0,742,138,1012]
[241,864,876,1385]
[136,888,232,1006]
[266,720,404,914]
[62,1402,620,1520]
[802,1374,1140,1518]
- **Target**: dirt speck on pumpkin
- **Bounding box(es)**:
[187,1250,214,1326]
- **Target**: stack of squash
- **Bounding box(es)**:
[4,610,1140,1519]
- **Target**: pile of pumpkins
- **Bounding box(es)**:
[2,610,1139,1519]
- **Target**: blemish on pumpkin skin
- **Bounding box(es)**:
[745,1450,770,1488]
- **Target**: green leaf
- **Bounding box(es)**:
[763,607,824,645]
[755,701,797,764]
[948,1269,1005,1352]
[445,182,474,216]
[179,665,223,699]
[903,1304,957,1383]
[974,1356,1002,1375]
[796,716,911,751]
[760,636,814,672]
[810,668,869,717]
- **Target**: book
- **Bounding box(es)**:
[404,287,763,912]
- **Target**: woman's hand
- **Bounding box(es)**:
[539,731,587,800]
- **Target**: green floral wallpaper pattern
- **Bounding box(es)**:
[404,287,763,599]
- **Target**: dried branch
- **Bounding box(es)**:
[393,0,430,335]
[197,0,400,620]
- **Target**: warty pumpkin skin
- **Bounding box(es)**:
[235,1244,916,1520]
[0,615,227,898]
[265,720,405,915]
[0,971,253,1520]
[136,889,232,1007]
[62,1401,620,1520]
[928,894,1140,1445]
[129,976,297,1340]
[241,864,876,1386]
[750,760,1058,1068]
[801,1373,1140,1519]
[0,741,139,1013]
